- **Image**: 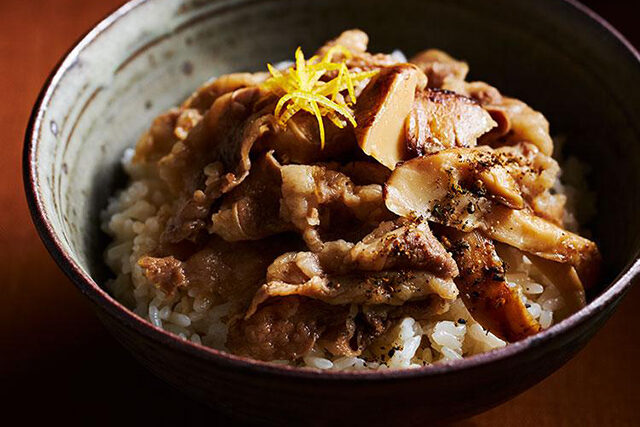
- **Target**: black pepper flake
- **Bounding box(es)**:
[525,303,531,308]
[181,60,194,75]
[431,203,445,220]
[457,318,467,324]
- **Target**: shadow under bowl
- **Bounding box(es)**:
[24,0,640,424]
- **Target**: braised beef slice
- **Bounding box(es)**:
[140,235,302,304]
[210,151,292,241]
[158,87,275,243]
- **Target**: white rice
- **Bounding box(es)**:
[102,139,590,370]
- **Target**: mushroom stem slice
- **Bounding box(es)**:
[484,207,601,289]
[477,166,524,209]
[527,255,586,316]
[384,151,601,288]
[383,146,526,225]
[354,64,427,169]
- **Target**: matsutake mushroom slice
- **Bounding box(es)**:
[384,148,601,288]
[484,207,600,289]
[384,146,527,225]
[527,255,587,316]
[405,89,496,156]
[354,64,427,169]
[441,228,540,341]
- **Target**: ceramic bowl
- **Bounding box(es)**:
[24,0,640,424]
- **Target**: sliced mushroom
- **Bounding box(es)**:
[384,145,558,218]
[440,228,540,341]
[476,165,524,209]
[439,74,554,156]
[354,64,427,169]
[384,146,528,225]
[528,255,586,316]
[486,208,600,289]
[406,89,496,156]
[385,148,601,287]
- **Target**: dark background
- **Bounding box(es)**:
[1,0,638,425]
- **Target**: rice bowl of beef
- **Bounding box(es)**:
[24,0,640,424]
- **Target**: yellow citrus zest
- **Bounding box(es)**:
[262,45,378,149]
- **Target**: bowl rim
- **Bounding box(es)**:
[23,0,640,380]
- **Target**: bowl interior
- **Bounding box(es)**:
[29,0,640,325]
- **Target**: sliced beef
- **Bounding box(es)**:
[261,112,358,165]
[244,218,459,317]
[210,151,291,241]
[279,164,392,251]
[181,72,268,113]
[133,109,181,164]
[409,49,469,88]
[139,235,301,305]
[227,296,331,361]
[316,29,370,56]
[229,293,453,361]
[338,161,391,186]
[249,269,457,311]
[347,218,459,278]
[480,97,554,156]
[227,296,396,361]
[134,72,266,165]
[138,255,186,295]
[158,87,276,243]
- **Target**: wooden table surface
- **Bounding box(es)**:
[2,0,639,425]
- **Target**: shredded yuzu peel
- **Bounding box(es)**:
[262,45,378,148]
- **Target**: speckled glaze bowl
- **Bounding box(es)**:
[24,0,640,424]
